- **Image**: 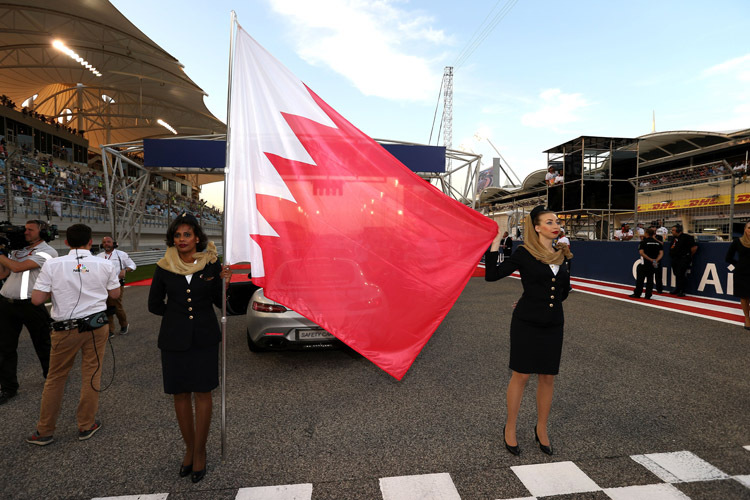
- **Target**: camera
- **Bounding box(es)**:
[0,222,26,255]
[0,220,58,256]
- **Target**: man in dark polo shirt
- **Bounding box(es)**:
[630,227,663,299]
[669,224,697,297]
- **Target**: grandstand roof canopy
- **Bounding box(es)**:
[630,129,750,166]
[0,1,226,150]
[543,136,637,155]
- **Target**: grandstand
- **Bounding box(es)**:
[480,130,750,241]
[0,1,226,252]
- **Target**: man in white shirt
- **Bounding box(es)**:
[655,221,669,242]
[557,228,570,246]
[0,220,58,406]
[614,224,634,241]
[96,236,136,336]
[557,229,572,291]
[26,224,120,446]
[635,222,645,240]
[545,166,557,186]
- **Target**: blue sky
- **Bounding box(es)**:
[111,0,750,207]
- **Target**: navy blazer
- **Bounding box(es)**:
[148,261,223,351]
[485,246,570,326]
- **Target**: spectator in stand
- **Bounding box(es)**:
[554,171,564,185]
[725,221,750,331]
[545,167,557,187]
[614,224,634,241]
[635,222,645,240]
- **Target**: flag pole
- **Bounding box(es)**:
[220,9,238,463]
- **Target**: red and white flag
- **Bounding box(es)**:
[225,24,496,380]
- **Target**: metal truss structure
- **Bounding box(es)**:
[100,134,485,250]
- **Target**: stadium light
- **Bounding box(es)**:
[58,108,72,124]
[22,94,38,108]
[52,39,101,77]
[157,118,178,135]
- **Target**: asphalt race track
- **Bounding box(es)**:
[1,277,749,499]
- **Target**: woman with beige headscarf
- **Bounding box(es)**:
[485,206,573,457]
[725,220,750,330]
[148,213,231,483]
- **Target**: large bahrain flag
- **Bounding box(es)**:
[225,24,497,380]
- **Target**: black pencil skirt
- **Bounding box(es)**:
[161,342,219,394]
[508,316,564,375]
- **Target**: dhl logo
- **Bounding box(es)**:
[686,198,721,207]
[638,193,750,212]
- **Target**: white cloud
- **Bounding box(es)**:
[521,89,590,129]
[698,54,750,131]
[702,53,750,78]
[268,0,449,102]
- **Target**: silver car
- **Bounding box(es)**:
[245,288,343,352]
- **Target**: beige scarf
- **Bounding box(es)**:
[520,214,573,265]
[156,241,218,276]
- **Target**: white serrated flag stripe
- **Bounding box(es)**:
[225,25,338,273]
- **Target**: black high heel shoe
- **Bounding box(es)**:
[503,425,520,456]
[179,463,193,478]
[534,425,553,455]
[191,466,207,483]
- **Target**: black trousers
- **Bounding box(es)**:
[671,257,691,294]
[634,263,656,297]
[654,262,663,293]
[0,298,51,393]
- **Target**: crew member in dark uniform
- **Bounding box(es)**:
[630,227,663,299]
[500,231,513,262]
[652,224,665,294]
[485,206,573,457]
[669,224,697,297]
[148,213,231,483]
[725,220,750,330]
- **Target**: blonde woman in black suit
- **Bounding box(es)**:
[148,213,231,483]
[485,206,573,456]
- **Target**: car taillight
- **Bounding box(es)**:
[252,301,287,313]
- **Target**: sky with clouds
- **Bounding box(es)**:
[111,0,750,207]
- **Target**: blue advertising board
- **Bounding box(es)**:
[562,241,737,301]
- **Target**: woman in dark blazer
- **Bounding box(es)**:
[485,206,572,456]
[148,213,230,483]
[725,220,750,330]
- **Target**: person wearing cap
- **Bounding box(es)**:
[613,224,634,241]
[485,206,573,457]
[545,166,557,186]
[148,213,231,483]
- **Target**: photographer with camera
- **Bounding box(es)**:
[0,220,58,406]
[26,224,120,446]
[96,236,136,337]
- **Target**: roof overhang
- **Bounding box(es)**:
[0,1,226,150]
[630,129,750,167]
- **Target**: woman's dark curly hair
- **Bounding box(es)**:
[166,213,208,252]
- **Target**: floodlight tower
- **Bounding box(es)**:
[442,66,453,170]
